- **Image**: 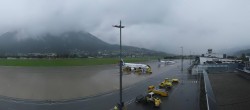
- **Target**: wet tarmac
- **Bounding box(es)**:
[0,60,178,100]
[0,60,200,110]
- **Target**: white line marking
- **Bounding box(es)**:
[109,98,135,110]
[125,99,135,105]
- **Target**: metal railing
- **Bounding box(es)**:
[191,64,229,110]
[199,70,217,110]
[202,70,217,110]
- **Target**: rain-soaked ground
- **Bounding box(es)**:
[0,60,178,100]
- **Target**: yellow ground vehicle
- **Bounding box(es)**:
[148,86,168,97]
[159,78,173,88]
[135,92,162,107]
[154,97,161,107]
[146,65,152,73]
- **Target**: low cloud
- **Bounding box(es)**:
[0,0,250,54]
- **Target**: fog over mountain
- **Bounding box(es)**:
[0,0,250,54]
[0,31,108,54]
[0,31,166,56]
[233,49,250,56]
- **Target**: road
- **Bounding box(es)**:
[0,60,199,110]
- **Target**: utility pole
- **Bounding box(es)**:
[113,20,125,110]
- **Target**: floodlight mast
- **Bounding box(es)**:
[112,20,125,110]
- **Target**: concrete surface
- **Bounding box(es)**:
[209,71,250,110]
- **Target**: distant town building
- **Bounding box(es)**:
[27,53,57,58]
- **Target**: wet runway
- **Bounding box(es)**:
[0,60,176,100]
[0,60,200,110]
[0,65,118,100]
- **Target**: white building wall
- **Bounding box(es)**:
[200,57,214,64]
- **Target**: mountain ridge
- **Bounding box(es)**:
[0,31,167,57]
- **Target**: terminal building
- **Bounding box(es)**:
[199,49,241,65]
[191,49,250,110]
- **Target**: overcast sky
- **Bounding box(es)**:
[0,0,250,54]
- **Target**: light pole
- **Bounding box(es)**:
[190,50,192,65]
[113,20,125,109]
[181,46,183,71]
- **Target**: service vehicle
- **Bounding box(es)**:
[148,85,168,97]
[135,92,161,107]
[159,78,173,88]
